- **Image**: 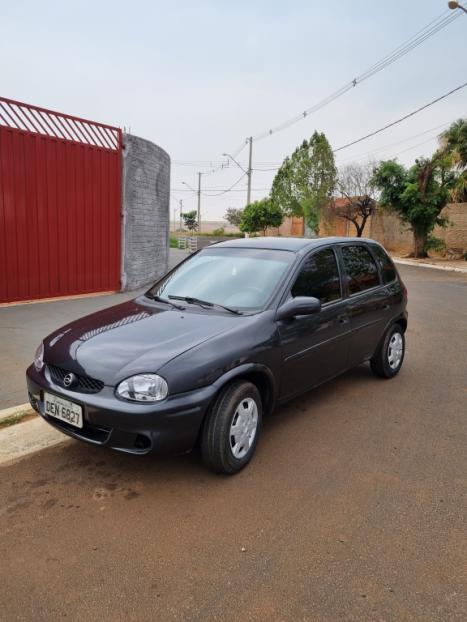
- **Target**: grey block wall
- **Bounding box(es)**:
[121,133,170,290]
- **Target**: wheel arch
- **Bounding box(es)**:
[394,317,407,333]
[211,363,277,417]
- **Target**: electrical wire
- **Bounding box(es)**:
[334,81,467,152]
[203,173,247,196]
[251,9,461,142]
[337,120,452,164]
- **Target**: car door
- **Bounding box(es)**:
[277,246,352,401]
[339,243,388,367]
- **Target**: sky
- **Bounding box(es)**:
[1,0,466,222]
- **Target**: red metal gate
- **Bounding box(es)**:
[0,97,122,304]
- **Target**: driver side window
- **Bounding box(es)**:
[291,248,341,304]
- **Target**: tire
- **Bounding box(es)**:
[201,380,262,475]
[370,324,405,379]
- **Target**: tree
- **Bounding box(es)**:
[332,162,377,237]
[439,118,467,202]
[271,131,336,234]
[239,198,283,236]
[224,207,243,228]
[182,210,198,233]
[371,156,453,258]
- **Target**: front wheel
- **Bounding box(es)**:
[370,324,405,378]
[201,380,262,475]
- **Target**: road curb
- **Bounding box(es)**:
[393,258,467,274]
[0,403,35,423]
[0,416,68,466]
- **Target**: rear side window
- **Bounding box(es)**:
[370,245,397,284]
[341,245,380,294]
[291,248,341,303]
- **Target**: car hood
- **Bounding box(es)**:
[43,298,242,385]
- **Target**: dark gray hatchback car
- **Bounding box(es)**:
[27,236,407,474]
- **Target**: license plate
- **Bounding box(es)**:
[44,392,83,429]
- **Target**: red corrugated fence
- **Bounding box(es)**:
[0,97,122,304]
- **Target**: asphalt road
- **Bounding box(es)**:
[1,264,466,622]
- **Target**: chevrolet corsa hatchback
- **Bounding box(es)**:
[27,237,407,474]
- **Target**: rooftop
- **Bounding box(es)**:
[214,236,369,252]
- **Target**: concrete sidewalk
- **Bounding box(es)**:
[0,249,188,410]
[393,255,467,274]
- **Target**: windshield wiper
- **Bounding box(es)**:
[168,295,243,315]
[145,293,185,310]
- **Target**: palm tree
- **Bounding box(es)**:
[440,119,467,202]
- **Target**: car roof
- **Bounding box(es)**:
[212,236,377,253]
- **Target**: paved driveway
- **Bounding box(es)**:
[0,264,466,621]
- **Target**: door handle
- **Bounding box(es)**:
[338,314,349,324]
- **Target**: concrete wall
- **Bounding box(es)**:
[279,203,467,257]
[369,209,413,254]
[369,203,467,256]
[121,134,170,290]
[433,203,467,252]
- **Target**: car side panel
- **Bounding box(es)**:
[277,299,351,401]
[344,286,391,366]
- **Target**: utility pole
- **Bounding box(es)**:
[246,137,253,207]
[222,144,252,208]
[197,172,202,232]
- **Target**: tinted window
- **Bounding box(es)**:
[370,245,397,284]
[342,245,380,294]
[291,248,341,303]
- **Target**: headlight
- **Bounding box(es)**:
[116,374,168,402]
[34,342,44,371]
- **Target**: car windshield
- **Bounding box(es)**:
[148,247,294,313]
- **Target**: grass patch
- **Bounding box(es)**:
[169,236,178,248]
[0,410,35,428]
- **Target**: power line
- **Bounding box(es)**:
[171,186,269,193]
[203,173,247,196]
[251,9,461,142]
[337,120,452,164]
[334,81,467,152]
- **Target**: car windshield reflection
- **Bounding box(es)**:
[148,247,294,313]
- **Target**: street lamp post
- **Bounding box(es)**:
[448,1,467,13]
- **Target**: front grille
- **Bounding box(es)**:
[47,364,104,394]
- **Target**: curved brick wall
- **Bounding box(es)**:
[121,134,170,290]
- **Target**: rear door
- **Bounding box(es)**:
[278,246,352,401]
[339,243,388,367]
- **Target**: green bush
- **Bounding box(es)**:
[212,227,225,236]
[169,236,178,248]
[424,235,446,254]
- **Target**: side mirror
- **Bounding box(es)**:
[276,296,321,321]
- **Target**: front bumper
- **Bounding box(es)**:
[26,365,216,455]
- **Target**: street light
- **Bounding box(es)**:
[448,1,467,13]
[181,181,196,193]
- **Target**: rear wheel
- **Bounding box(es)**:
[370,324,405,378]
[201,381,262,474]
